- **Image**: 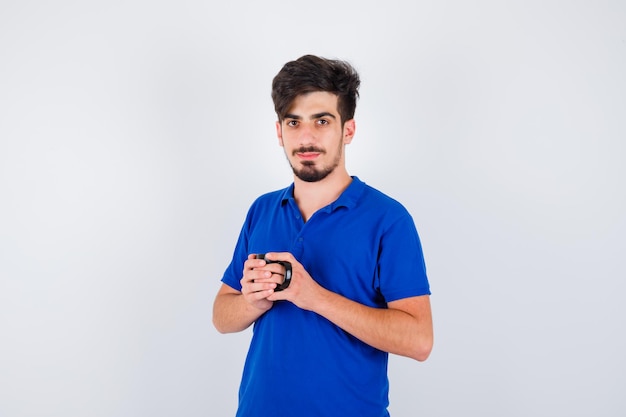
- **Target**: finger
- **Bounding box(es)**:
[245,258,267,272]
[242,270,276,288]
[263,252,292,262]
[243,282,277,303]
[245,283,276,296]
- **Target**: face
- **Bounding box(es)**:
[276,91,355,183]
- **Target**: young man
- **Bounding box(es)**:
[213,55,433,417]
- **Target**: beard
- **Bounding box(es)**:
[293,161,335,182]
[288,144,343,183]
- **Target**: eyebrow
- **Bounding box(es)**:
[284,112,337,120]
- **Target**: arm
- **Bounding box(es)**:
[265,252,434,361]
[212,255,284,334]
[212,283,264,333]
[312,291,433,361]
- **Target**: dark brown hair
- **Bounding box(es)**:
[271,55,361,125]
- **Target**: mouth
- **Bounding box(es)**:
[294,147,324,161]
[296,152,321,160]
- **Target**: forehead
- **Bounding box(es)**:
[286,91,339,117]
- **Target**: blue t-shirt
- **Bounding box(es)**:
[221,176,430,417]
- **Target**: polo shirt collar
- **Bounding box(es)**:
[280,176,365,211]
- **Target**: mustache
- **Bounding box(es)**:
[293,146,325,155]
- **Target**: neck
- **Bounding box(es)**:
[293,168,352,221]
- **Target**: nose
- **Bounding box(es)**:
[297,122,316,145]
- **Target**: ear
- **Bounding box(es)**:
[343,119,356,144]
[276,121,284,147]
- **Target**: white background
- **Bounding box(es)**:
[1,1,624,416]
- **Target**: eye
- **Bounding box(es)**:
[286,120,299,127]
[317,119,329,126]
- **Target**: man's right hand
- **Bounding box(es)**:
[240,254,283,311]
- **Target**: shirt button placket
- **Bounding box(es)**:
[292,235,304,259]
